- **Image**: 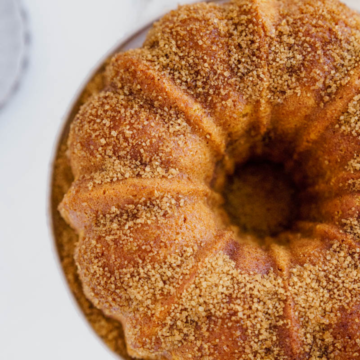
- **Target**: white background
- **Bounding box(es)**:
[0,0,359,359]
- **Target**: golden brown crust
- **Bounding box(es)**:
[59,0,360,358]
[52,143,133,359]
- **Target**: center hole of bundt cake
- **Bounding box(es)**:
[224,161,299,238]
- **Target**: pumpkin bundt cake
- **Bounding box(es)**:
[59,0,360,358]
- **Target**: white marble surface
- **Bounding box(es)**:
[1,0,360,359]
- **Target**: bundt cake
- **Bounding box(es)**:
[59,0,360,358]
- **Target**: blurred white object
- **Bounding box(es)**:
[0,0,28,108]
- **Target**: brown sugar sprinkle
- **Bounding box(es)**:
[70,90,192,187]
[337,95,360,138]
[288,242,360,358]
[144,3,235,103]
[142,0,268,112]
[75,195,205,318]
[346,153,360,191]
[139,0,360,109]
[268,0,360,104]
[347,154,360,173]
[347,179,360,192]
[93,195,184,252]
[225,1,268,101]
[77,239,198,319]
[152,252,288,359]
[341,214,360,240]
